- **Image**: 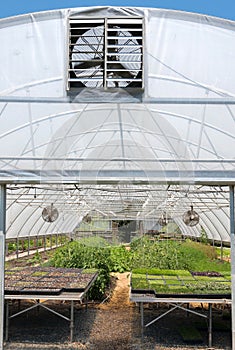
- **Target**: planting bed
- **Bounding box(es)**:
[5,266,98,295]
[131,268,231,298]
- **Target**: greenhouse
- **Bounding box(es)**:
[0,5,235,349]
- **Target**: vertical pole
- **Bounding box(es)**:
[220,241,223,261]
[5,300,9,342]
[140,302,144,339]
[16,237,19,259]
[139,221,143,236]
[103,18,107,89]
[70,300,74,342]
[0,184,6,350]
[28,236,30,256]
[186,303,190,317]
[5,242,8,257]
[230,186,235,350]
[208,303,212,348]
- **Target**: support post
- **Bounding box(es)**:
[0,185,6,350]
[28,236,30,256]
[140,302,144,339]
[70,300,74,342]
[230,186,235,350]
[208,303,212,348]
[5,242,8,257]
[16,238,19,259]
[220,241,223,261]
[139,221,144,236]
[186,303,190,317]
[5,300,9,342]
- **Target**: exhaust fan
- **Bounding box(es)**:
[83,214,92,223]
[42,204,59,223]
[183,205,199,227]
[158,212,168,226]
[68,18,143,89]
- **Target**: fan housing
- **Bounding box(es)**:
[68,17,143,90]
[183,205,199,227]
[158,212,168,227]
[83,214,92,223]
[42,204,59,223]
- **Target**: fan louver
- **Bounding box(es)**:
[68,18,143,89]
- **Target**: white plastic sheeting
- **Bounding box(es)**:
[0,7,234,242]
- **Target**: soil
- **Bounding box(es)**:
[5,266,97,294]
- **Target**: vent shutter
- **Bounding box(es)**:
[68,17,143,90]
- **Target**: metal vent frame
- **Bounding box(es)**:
[67,17,144,91]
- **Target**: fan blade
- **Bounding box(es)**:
[108,62,135,79]
[73,59,103,70]
[107,25,119,49]
[42,205,59,223]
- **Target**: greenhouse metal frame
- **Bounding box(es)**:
[0,6,235,349]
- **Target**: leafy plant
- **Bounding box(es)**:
[49,236,231,299]
[29,251,42,265]
[131,267,231,295]
[199,226,209,244]
[185,281,231,294]
[109,246,130,272]
[49,239,131,299]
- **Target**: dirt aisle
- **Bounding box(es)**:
[86,272,138,350]
[99,272,132,309]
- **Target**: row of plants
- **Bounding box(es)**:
[6,235,68,254]
[45,236,231,299]
[130,237,230,272]
[49,237,130,299]
[5,266,98,295]
[131,268,231,295]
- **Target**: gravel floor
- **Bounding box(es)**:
[3,273,232,350]
[3,303,232,350]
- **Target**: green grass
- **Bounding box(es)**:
[82,268,98,274]
[31,271,48,277]
[193,276,226,281]
[215,247,231,259]
[164,279,182,285]
[131,277,149,290]
[178,276,195,281]
[133,268,192,276]
[162,275,180,280]
[131,268,231,295]
[167,286,189,292]
[148,280,165,288]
